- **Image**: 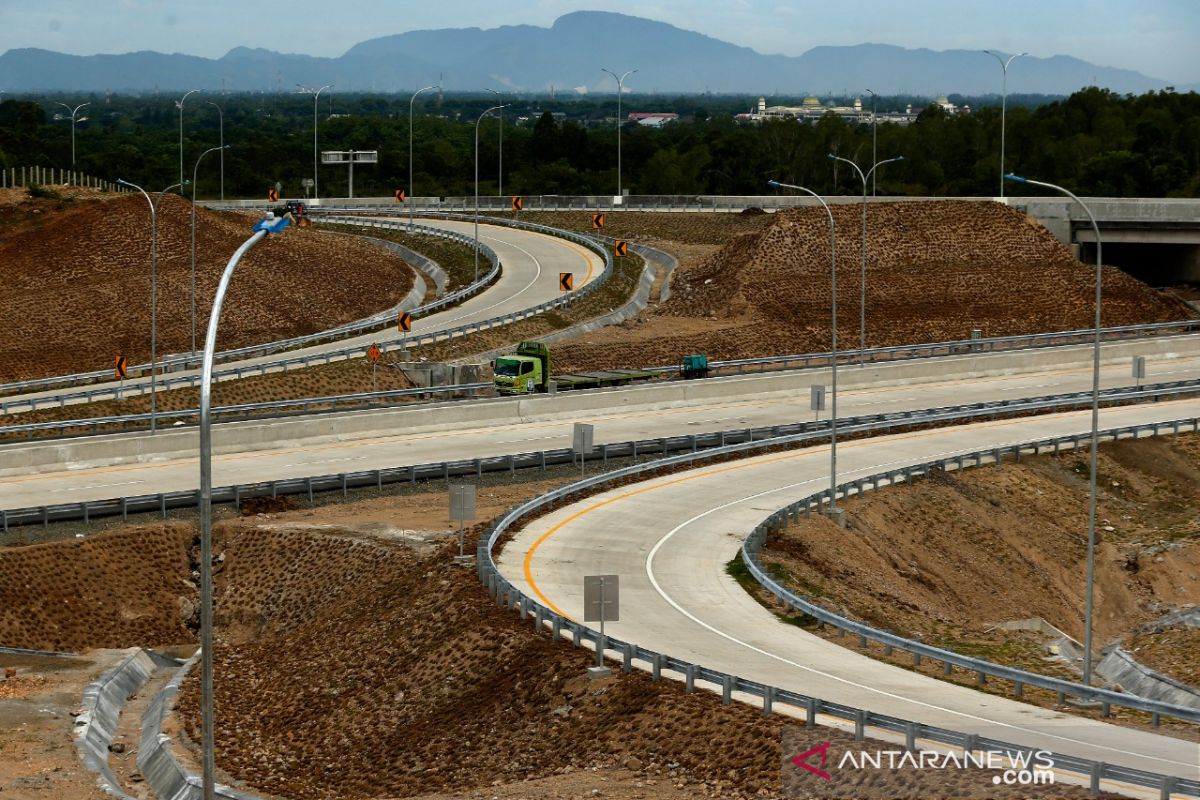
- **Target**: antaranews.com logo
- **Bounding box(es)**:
[782,728,1055,798]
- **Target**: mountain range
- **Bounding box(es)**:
[0,11,1186,96]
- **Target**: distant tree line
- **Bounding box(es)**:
[0,88,1196,199]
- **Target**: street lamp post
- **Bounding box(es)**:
[827,153,903,365]
[176,89,202,191]
[475,103,508,282]
[299,84,332,201]
[768,180,840,520]
[601,67,637,200]
[191,146,230,358]
[116,178,187,434]
[408,85,437,230]
[984,50,1027,198]
[865,89,878,196]
[1006,173,1103,686]
[487,89,505,197]
[54,102,89,167]
[206,102,225,202]
[197,213,290,800]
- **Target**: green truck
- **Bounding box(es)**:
[494,341,678,395]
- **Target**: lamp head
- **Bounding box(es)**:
[767,179,781,188]
[894,155,904,162]
[1004,173,1026,183]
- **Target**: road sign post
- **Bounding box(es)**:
[573,422,595,477]
[449,483,477,558]
[1133,355,1146,387]
[584,574,619,650]
[810,385,826,421]
[368,343,382,392]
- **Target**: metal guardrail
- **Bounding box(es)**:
[0,216,618,414]
[741,421,1200,727]
[472,398,1200,799]
[0,220,499,398]
[0,383,493,438]
[2,384,1196,793]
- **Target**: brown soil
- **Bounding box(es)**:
[0,650,115,800]
[1,481,1101,799]
[1126,625,1200,686]
[541,202,1193,372]
[760,434,1200,691]
[0,188,415,382]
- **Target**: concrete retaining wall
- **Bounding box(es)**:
[75,648,157,800]
[5,334,1200,477]
[1097,647,1200,710]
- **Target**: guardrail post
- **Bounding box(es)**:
[623,645,633,673]
[1159,776,1173,800]
[805,697,817,727]
[572,626,582,648]
[41,506,48,529]
[121,497,128,522]
[551,615,561,640]
[519,597,528,620]
[912,652,922,666]
[976,670,986,685]
[1056,690,1066,706]
[854,710,865,741]
[943,661,953,676]
[1100,701,1110,717]
[721,675,732,704]
[540,452,546,471]
[1150,712,1160,728]
[652,654,663,682]
[857,634,868,648]
[508,454,515,475]
[882,644,893,656]
[905,722,917,752]
[160,495,167,519]
[964,733,978,757]
[1013,680,1023,699]
[1090,762,1103,795]
[685,664,697,692]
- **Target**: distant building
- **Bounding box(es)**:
[627,111,679,127]
[736,95,922,126]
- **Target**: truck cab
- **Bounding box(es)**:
[493,355,543,395]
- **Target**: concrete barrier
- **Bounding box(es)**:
[1097,647,1200,710]
[4,334,1200,477]
[75,648,159,800]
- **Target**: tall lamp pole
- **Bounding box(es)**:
[827,153,903,365]
[54,102,89,167]
[197,213,290,800]
[176,89,202,191]
[475,104,508,283]
[984,50,1026,198]
[191,145,230,357]
[487,89,505,197]
[298,84,332,201]
[601,67,637,200]
[865,89,878,196]
[116,179,187,434]
[768,180,840,519]
[1006,173,1103,686]
[206,102,225,201]
[408,84,438,230]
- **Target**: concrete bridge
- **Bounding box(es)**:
[1006,197,1200,284]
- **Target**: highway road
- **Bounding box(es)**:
[1,218,602,408]
[4,347,1200,509]
[497,398,1200,786]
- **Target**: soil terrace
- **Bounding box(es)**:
[759,434,1200,689]
[543,202,1193,373]
[1,483,1103,799]
[0,188,415,382]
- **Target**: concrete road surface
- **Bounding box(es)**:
[498,399,1200,787]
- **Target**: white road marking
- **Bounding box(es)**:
[47,480,145,493]
[280,456,368,468]
[631,440,1196,769]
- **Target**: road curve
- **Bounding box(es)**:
[497,399,1200,785]
[1,218,602,409]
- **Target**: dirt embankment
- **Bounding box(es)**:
[0,188,415,382]
[542,202,1193,373]
[760,435,1200,685]
[1,482,1102,799]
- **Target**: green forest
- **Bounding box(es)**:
[1,88,1197,200]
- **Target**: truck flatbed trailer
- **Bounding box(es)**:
[552,369,660,390]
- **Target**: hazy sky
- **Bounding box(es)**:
[2,0,1198,84]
